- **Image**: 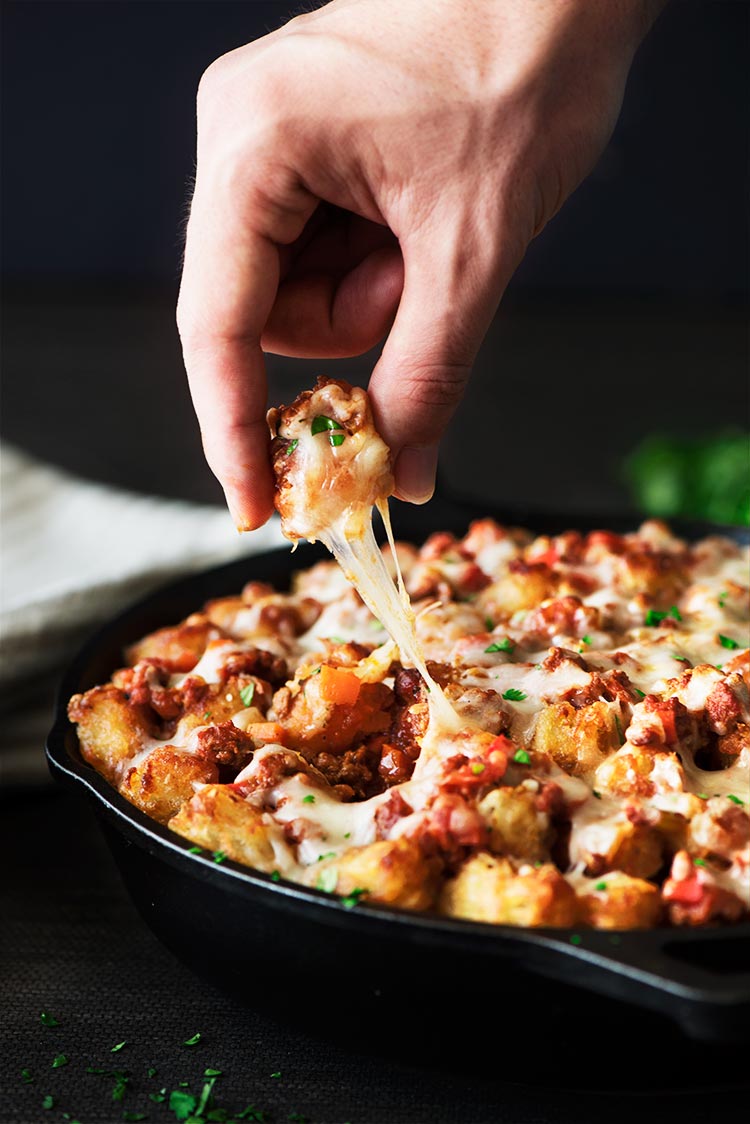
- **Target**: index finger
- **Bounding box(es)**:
[177,155,316,529]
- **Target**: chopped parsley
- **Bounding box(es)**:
[203,711,212,721]
[341,887,369,909]
[204,1068,223,1077]
[470,762,485,775]
[569,934,582,946]
[301,794,316,804]
[614,715,624,743]
[369,619,384,630]
[184,1032,202,1046]
[317,851,336,862]
[697,793,709,799]
[485,638,513,653]
[239,683,256,707]
[150,1091,166,1104]
[42,1095,54,1109]
[147,1067,157,1078]
[592,790,602,800]
[170,1089,197,1119]
[672,654,690,663]
[270,870,281,882]
[634,688,646,698]
[645,605,681,626]
[718,634,740,650]
[328,635,346,644]
[581,635,592,646]
[727,794,746,806]
[21,1068,33,1083]
[484,617,494,630]
[188,846,203,854]
[270,1072,281,1079]
[718,591,728,606]
[502,688,527,702]
[212,850,227,864]
[512,749,531,765]
[316,867,338,893]
[112,1073,129,1101]
[285,439,298,455]
[51,1055,68,1069]
[594,881,608,892]
[311,415,346,447]
[110,1041,126,1053]
[40,1012,59,1027]
[693,857,707,867]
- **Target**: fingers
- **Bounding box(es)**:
[262,246,403,357]
[177,162,317,530]
[368,216,512,504]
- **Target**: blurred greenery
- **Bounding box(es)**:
[622,430,750,527]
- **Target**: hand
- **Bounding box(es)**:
[177,0,664,529]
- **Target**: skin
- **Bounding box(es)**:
[177,0,666,530]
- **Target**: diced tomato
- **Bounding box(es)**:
[659,709,678,745]
[318,665,362,706]
[662,876,704,904]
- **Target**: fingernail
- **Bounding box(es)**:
[395,445,439,504]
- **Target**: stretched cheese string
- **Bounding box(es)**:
[316,499,462,734]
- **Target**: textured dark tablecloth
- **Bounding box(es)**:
[3,772,750,1124]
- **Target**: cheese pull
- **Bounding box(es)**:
[268,377,461,733]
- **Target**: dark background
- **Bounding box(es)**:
[1,0,748,517]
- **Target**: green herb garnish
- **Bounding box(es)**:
[317,851,336,862]
[592,790,602,800]
[502,687,527,701]
[718,591,728,606]
[634,688,646,698]
[311,415,346,447]
[40,1012,59,1027]
[486,638,513,653]
[718,634,740,650]
[693,857,707,867]
[316,868,338,893]
[42,1095,54,1109]
[672,655,690,663]
[614,716,624,743]
[111,1041,126,1053]
[169,1089,197,1120]
[270,870,281,882]
[212,851,227,864]
[569,934,582,946]
[184,1032,202,1046]
[285,439,298,455]
[645,605,681,627]
[341,887,369,909]
[302,794,316,804]
[513,749,531,765]
[188,846,202,854]
[594,881,608,892]
[727,794,746,806]
[51,1056,68,1069]
[21,1068,33,1083]
[112,1073,129,1102]
[581,635,592,646]
[239,683,256,707]
[270,1071,281,1079]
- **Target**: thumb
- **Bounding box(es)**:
[367,215,512,504]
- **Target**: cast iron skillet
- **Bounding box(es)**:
[46,497,750,1048]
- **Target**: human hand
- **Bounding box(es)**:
[177,0,664,529]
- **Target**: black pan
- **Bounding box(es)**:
[46,497,750,1048]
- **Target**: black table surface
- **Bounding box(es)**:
[3,770,750,1124]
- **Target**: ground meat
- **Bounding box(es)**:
[221,648,289,686]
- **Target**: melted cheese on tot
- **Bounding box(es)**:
[269,376,460,732]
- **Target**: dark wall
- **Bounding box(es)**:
[1,1,748,519]
[2,0,748,294]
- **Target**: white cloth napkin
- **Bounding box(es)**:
[0,444,288,690]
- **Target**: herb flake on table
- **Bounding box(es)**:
[40,1012,59,1026]
[21,1068,33,1083]
[52,1055,68,1068]
[212,851,227,864]
[111,1041,127,1052]
[42,1094,54,1109]
[184,1032,202,1046]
